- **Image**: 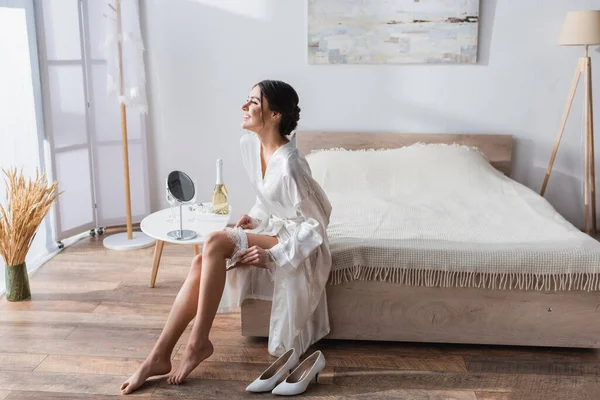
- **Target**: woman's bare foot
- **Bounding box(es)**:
[120,355,172,395]
[168,340,214,385]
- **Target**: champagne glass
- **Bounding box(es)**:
[166,186,177,223]
[188,176,199,222]
[190,176,198,204]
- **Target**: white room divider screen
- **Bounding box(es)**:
[0,0,55,293]
[35,0,151,241]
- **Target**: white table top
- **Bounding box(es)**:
[140,205,231,245]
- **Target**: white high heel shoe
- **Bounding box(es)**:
[271,350,326,396]
[246,348,299,393]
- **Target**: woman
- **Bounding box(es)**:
[120,80,332,395]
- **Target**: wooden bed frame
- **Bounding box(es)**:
[241,132,600,348]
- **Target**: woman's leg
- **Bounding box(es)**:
[121,254,205,394]
[169,232,278,384]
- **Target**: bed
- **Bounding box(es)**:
[240,132,600,348]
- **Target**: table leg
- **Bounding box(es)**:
[193,244,201,256]
[150,240,165,288]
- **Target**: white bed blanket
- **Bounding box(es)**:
[306,144,600,292]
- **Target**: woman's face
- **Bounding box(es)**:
[241,85,275,132]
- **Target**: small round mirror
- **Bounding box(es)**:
[167,171,195,203]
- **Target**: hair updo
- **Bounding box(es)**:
[256,80,301,137]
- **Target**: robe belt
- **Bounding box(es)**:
[270,215,305,224]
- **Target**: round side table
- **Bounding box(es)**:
[141,205,230,287]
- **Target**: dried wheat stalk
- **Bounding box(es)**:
[0,167,61,266]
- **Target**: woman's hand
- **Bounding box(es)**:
[236,214,260,230]
[238,245,271,269]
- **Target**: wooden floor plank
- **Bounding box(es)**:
[4,392,179,400]
[0,311,168,329]
[64,326,163,342]
[0,324,76,340]
[27,281,121,294]
[31,265,140,281]
[35,355,144,376]
[332,368,600,393]
[91,301,174,316]
[349,389,477,399]
[0,371,158,396]
[50,246,150,260]
[475,392,511,400]
[5,392,119,400]
[322,353,467,371]
[0,337,157,358]
[19,289,177,305]
[40,260,142,269]
[131,265,190,275]
[116,279,185,292]
[1,300,101,313]
[466,356,600,376]
[0,354,47,372]
[151,379,258,399]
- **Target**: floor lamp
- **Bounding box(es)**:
[541,10,600,236]
[103,0,155,251]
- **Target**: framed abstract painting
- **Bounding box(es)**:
[308,0,479,64]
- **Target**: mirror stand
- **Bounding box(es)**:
[167,201,197,240]
[165,170,197,241]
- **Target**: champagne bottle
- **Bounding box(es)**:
[212,159,229,214]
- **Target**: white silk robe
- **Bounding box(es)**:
[217,131,333,357]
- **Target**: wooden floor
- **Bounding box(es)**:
[1,237,600,399]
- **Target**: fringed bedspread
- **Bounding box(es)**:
[306,144,600,292]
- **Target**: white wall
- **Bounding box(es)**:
[140,0,600,229]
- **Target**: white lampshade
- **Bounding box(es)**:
[558,10,600,46]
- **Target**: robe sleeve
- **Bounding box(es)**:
[267,174,329,273]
